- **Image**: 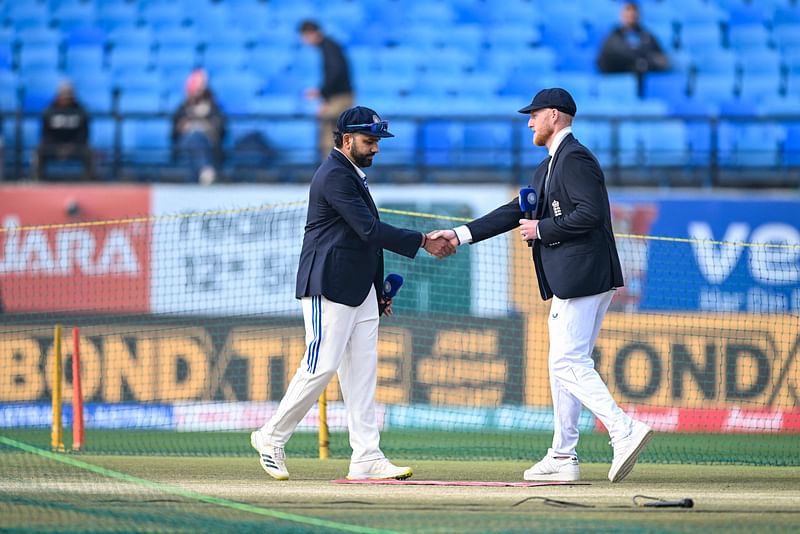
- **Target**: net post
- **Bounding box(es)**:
[71,327,84,451]
[51,324,64,452]
[319,390,329,459]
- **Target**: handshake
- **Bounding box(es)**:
[421,229,460,258]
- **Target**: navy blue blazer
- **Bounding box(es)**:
[466,134,624,300]
[295,149,422,307]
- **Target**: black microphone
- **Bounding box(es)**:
[635,495,694,509]
[642,498,694,509]
[518,187,538,247]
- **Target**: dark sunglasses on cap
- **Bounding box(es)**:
[344,121,389,134]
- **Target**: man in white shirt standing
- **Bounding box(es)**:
[431,88,652,483]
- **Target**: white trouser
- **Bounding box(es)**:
[260,285,384,464]
[548,289,633,457]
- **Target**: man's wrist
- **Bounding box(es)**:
[421,232,427,247]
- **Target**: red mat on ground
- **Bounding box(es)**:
[332,479,590,487]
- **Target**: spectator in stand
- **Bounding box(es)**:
[298,20,354,161]
[171,69,226,185]
[32,80,93,181]
[596,1,670,97]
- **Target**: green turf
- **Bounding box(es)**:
[2,444,800,534]
[2,428,799,465]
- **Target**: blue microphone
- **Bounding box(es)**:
[383,273,404,299]
[519,187,538,247]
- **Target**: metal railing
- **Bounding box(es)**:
[3,112,799,188]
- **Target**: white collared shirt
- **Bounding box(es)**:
[453,126,573,245]
[335,147,367,181]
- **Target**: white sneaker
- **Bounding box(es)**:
[346,458,413,480]
[608,420,653,483]
[523,448,580,481]
[250,431,289,480]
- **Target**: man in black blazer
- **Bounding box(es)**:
[432,89,652,483]
[251,106,453,481]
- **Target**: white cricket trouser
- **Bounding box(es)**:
[259,285,384,464]
[548,289,633,457]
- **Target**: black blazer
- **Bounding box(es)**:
[466,133,624,300]
[295,150,422,307]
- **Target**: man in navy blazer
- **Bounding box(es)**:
[252,106,453,481]
[432,89,652,483]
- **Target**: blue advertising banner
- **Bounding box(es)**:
[611,195,800,313]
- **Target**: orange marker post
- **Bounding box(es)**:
[72,327,84,451]
[51,325,64,452]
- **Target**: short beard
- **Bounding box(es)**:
[351,144,374,168]
[533,123,553,147]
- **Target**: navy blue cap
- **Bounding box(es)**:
[336,106,395,138]
[518,88,577,116]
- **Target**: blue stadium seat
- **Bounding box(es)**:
[246,45,294,81]
[772,5,800,26]
[757,97,800,116]
[540,21,590,49]
[64,45,105,74]
[6,3,50,30]
[679,22,724,50]
[112,66,157,92]
[619,120,689,168]
[483,0,541,25]
[187,2,230,35]
[121,118,172,165]
[738,49,782,79]
[691,49,738,77]
[154,45,198,75]
[674,0,728,25]
[738,76,781,103]
[373,119,416,166]
[784,124,800,166]
[639,2,679,26]
[643,72,689,102]
[107,27,152,49]
[52,3,95,31]
[787,71,800,99]
[553,45,596,73]
[358,72,414,99]
[247,95,299,114]
[454,73,501,99]
[18,27,62,49]
[264,72,305,97]
[727,3,772,26]
[225,2,270,38]
[202,47,247,73]
[260,118,317,164]
[691,73,737,102]
[402,25,444,51]
[772,24,800,52]
[461,121,513,167]
[118,88,164,113]
[0,83,17,112]
[422,47,477,76]
[718,121,785,167]
[405,3,456,25]
[17,47,60,74]
[485,24,541,49]
[572,120,613,167]
[727,24,771,51]
[109,46,153,75]
[141,2,187,30]
[594,74,639,102]
[649,21,677,51]
[65,26,107,47]
[422,120,463,166]
[96,2,140,31]
[90,117,116,152]
[375,48,422,78]
[441,24,484,55]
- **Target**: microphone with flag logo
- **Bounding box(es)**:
[383,273,404,299]
[519,187,538,247]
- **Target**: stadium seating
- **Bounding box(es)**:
[0,0,797,182]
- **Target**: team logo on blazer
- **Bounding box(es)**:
[552,200,562,217]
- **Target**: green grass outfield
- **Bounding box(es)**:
[2,430,800,533]
[2,428,800,465]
